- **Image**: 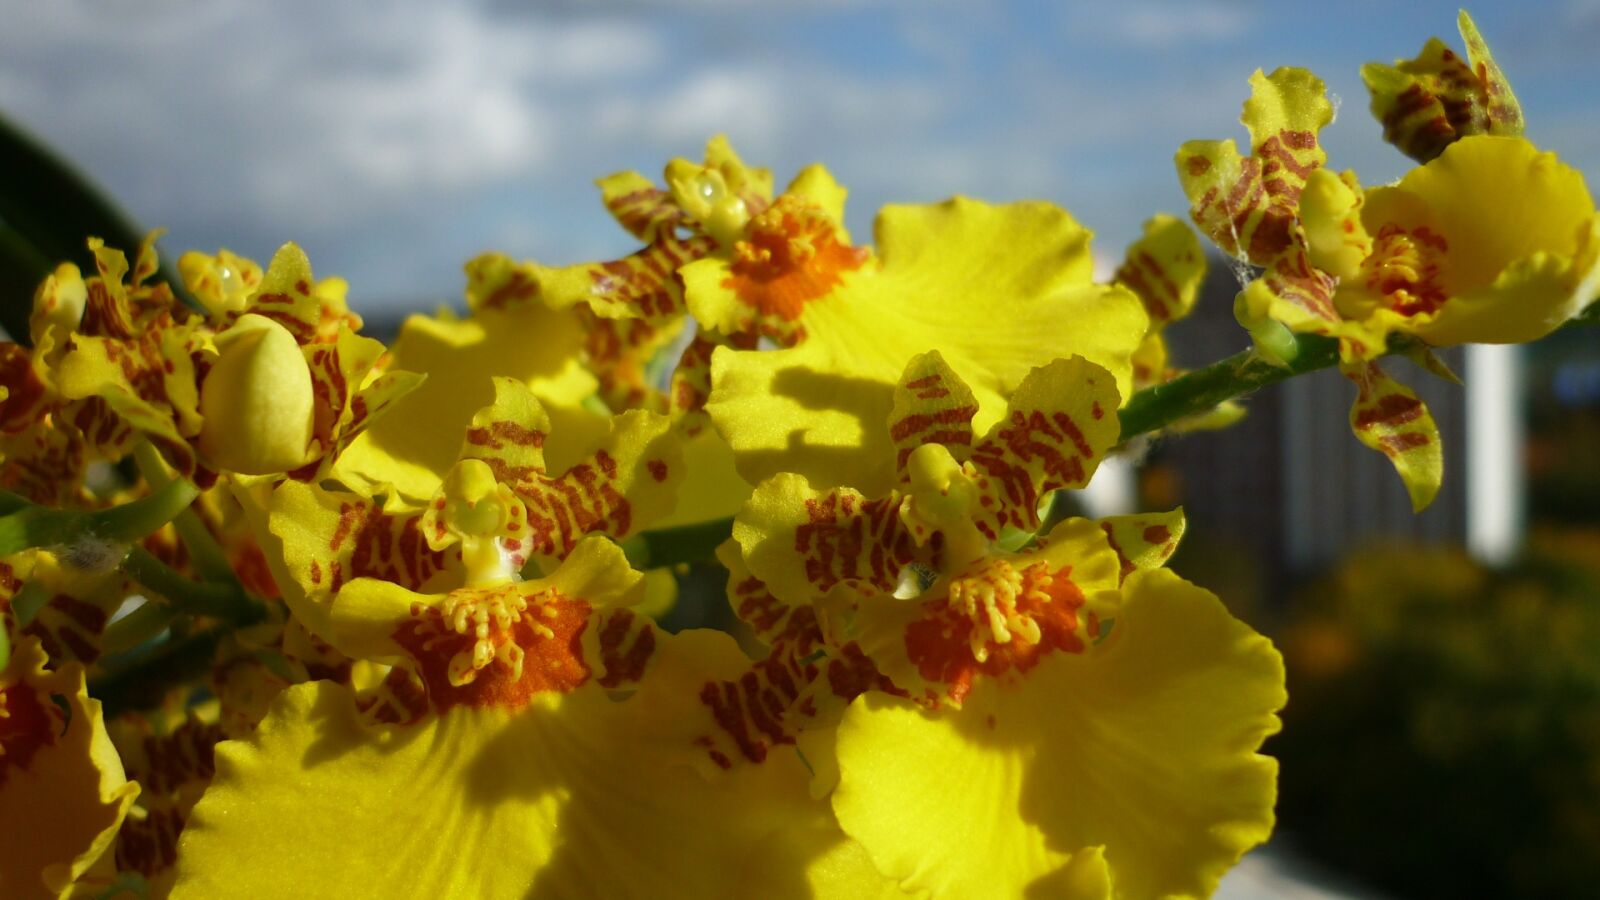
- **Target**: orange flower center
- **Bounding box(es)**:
[903,559,1090,705]
[390,586,591,712]
[1363,223,1450,317]
[721,196,869,336]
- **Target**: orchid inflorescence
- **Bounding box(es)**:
[1,12,1595,899]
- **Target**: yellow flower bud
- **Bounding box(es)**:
[29,262,87,348]
[199,314,315,475]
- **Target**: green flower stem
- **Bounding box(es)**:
[0,477,199,556]
[1116,333,1343,440]
[119,544,263,622]
[132,442,236,583]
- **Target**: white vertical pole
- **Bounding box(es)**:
[1466,343,1523,565]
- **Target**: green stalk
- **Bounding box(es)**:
[0,477,199,556]
[119,544,262,622]
[1116,333,1343,439]
[132,442,235,583]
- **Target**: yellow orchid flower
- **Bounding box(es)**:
[1,636,140,899]
[702,189,1147,497]
[14,235,421,483]
[168,536,839,899]
[271,378,681,641]
[830,560,1284,899]
[1299,136,1600,352]
[1177,68,1452,510]
[1362,11,1522,164]
[713,354,1280,895]
[461,135,771,416]
[48,236,208,475]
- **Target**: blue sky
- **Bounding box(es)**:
[1,0,1595,317]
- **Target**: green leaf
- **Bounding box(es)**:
[0,112,197,345]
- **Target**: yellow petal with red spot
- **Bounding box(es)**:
[1,638,139,900]
[651,426,753,529]
[1361,11,1522,164]
[1177,67,1333,266]
[964,356,1121,540]
[832,569,1283,900]
[1345,361,1443,512]
[268,480,464,640]
[1095,508,1186,582]
[509,408,683,563]
[707,197,1146,496]
[330,303,596,502]
[888,350,978,479]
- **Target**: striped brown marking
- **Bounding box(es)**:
[794,490,915,595]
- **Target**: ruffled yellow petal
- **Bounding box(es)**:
[1,638,138,899]
[1345,361,1443,512]
[174,629,816,899]
[1354,135,1599,346]
[331,302,596,501]
[706,197,1146,496]
[833,569,1283,899]
[1177,67,1333,267]
[1361,11,1522,164]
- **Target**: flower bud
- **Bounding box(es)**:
[199,314,314,475]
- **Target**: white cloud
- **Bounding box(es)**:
[1091,1,1256,47]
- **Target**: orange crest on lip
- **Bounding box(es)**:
[904,559,1090,706]
[721,196,869,343]
[390,587,592,713]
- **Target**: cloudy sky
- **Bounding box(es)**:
[2,0,1596,318]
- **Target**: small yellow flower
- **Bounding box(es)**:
[1301,136,1600,353]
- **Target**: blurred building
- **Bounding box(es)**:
[1153,258,1524,592]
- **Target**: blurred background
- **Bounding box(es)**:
[4,1,1599,896]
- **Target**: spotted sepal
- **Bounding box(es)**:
[1345,361,1443,512]
[734,472,921,609]
[1177,67,1334,266]
[967,355,1121,538]
[889,350,978,480]
[1096,509,1187,583]
[1114,214,1206,329]
[1360,11,1523,164]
